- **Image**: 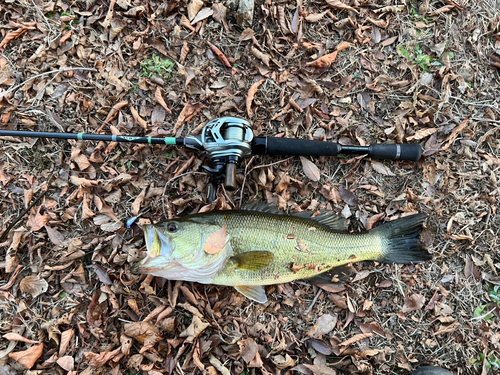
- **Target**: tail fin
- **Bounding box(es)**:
[372,214,432,263]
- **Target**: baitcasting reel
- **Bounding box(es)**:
[184,117,254,199]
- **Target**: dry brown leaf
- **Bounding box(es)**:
[212,3,229,30]
[440,117,469,151]
[325,0,359,14]
[155,87,172,115]
[340,332,373,347]
[130,106,148,129]
[238,338,263,367]
[187,0,204,20]
[9,344,44,369]
[180,41,190,64]
[305,51,338,68]
[300,156,321,181]
[305,11,328,23]
[381,35,398,47]
[59,329,74,357]
[295,364,337,375]
[428,5,454,16]
[336,41,351,52]
[180,14,196,31]
[306,314,338,338]
[70,176,98,187]
[0,24,36,50]
[371,161,395,176]
[20,274,48,298]
[179,315,210,343]
[207,41,232,69]
[131,189,146,216]
[3,333,40,344]
[204,225,227,254]
[85,347,122,367]
[406,127,438,141]
[29,212,50,232]
[101,101,128,129]
[173,101,204,133]
[401,293,426,313]
[250,46,270,67]
[57,356,74,372]
[109,18,126,40]
[277,6,290,34]
[71,148,91,171]
[191,7,213,24]
[246,79,265,117]
[366,17,388,28]
[123,322,160,344]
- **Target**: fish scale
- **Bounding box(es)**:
[208,211,384,285]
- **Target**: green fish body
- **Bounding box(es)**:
[134,203,431,303]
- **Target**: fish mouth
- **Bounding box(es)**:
[132,225,172,273]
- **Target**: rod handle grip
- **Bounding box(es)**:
[368,144,422,162]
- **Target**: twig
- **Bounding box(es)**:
[0,190,47,243]
[303,289,323,316]
[0,67,97,99]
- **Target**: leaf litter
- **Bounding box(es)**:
[0,0,499,374]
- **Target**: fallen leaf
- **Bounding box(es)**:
[3,333,40,344]
[207,41,232,69]
[305,12,328,23]
[155,87,172,115]
[340,332,373,347]
[123,322,160,345]
[187,0,204,20]
[305,51,338,68]
[300,156,320,181]
[9,344,44,369]
[401,293,425,313]
[440,116,469,151]
[306,314,338,338]
[28,212,50,232]
[212,3,229,31]
[406,127,438,141]
[204,225,227,254]
[101,101,128,128]
[294,364,338,375]
[20,274,48,298]
[130,106,148,129]
[59,329,74,357]
[371,161,396,176]
[179,315,210,343]
[173,101,204,133]
[325,0,359,14]
[246,79,265,116]
[191,7,213,25]
[57,356,74,372]
[338,186,358,205]
[131,189,146,216]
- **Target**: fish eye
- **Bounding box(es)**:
[167,222,178,233]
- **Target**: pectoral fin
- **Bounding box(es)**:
[235,285,267,303]
[230,251,274,271]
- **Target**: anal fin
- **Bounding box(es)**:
[235,285,267,303]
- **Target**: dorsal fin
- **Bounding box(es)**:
[242,201,347,231]
[241,201,286,215]
[291,210,347,232]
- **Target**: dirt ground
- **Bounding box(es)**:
[1,0,500,374]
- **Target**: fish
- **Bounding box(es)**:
[133,202,432,303]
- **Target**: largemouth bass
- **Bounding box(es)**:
[133,202,432,303]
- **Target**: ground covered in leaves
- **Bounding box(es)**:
[1,0,500,373]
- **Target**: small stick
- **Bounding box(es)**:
[0,190,47,243]
[303,289,323,316]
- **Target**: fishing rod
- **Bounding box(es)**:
[0,117,422,199]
